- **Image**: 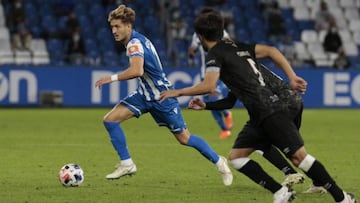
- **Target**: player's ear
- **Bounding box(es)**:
[198,35,204,41]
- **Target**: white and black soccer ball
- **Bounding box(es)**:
[59,163,84,187]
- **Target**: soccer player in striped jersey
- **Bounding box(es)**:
[160,11,356,203]
[94,4,232,186]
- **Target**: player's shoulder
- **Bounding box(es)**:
[129,31,147,45]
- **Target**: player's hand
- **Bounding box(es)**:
[95,76,112,89]
[290,75,307,94]
[159,90,181,102]
[188,98,206,110]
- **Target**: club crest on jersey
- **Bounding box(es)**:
[173,107,178,114]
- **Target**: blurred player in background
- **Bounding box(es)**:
[188,7,233,139]
[94,4,233,186]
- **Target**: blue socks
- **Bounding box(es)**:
[103,121,131,160]
[186,134,219,163]
[211,110,227,130]
[103,122,219,164]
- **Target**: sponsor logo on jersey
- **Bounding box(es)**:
[128,45,141,55]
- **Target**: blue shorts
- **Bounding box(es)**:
[120,91,187,134]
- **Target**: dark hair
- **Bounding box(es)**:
[199,6,218,15]
[194,12,224,41]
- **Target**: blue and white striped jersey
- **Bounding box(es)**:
[126,30,172,101]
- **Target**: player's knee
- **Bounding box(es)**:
[290,146,308,166]
[230,157,250,170]
[298,154,316,172]
[174,131,190,145]
[103,113,117,122]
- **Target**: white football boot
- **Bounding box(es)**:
[274,186,296,203]
[282,173,305,188]
[216,156,233,186]
[302,184,327,194]
[106,163,137,179]
[337,192,357,203]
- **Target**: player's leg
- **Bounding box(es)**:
[103,93,146,179]
[175,128,233,186]
[258,146,298,175]
[256,146,304,188]
[216,79,233,130]
[228,123,296,202]
[204,94,231,138]
[151,99,233,186]
[223,109,233,130]
[210,110,231,139]
[292,147,356,202]
[263,112,356,202]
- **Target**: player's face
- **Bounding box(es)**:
[110,19,131,44]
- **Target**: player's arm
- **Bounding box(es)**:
[188,46,197,58]
[159,71,219,101]
[188,33,199,58]
[95,56,144,89]
[254,44,307,93]
[188,91,237,110]
[116,56,144,80]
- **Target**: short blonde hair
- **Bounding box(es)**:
[108,4,135,25]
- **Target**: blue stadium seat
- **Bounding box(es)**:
[102,50,120,67]
[96,28,112,41]
[237,29,251,42]
[190,0,206,8]
[84,38,98,53]
[281,8,293,19]
[24,2,37,15]
[41,15,58,33]
[26,13,40,29]
[39,4,53,17]
[251,31,267,43]
[297,20,315,31]
[99,40,115,53]
[238,0,259,8]
[74,3,87,17]
[47,39,65,59]
[92,15,108,29]
[81,26,95,40]
[57,16,68,31]
[89,4,105,18]
[247,18,266,34]
[78,15,92,27]
[29,26,42,38]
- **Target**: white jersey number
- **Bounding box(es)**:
[247,58,265,86]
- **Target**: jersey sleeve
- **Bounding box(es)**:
[223,30,230,39]
[205,91,237,110]
[126,38,144,58]
[189,33,200,50]
[236,42,256,58]
[204,50,222,74]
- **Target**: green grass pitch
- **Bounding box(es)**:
[0,108,359,203]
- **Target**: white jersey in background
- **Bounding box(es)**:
[189,30,230,79]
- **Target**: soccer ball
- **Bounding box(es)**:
[59,163,84,187]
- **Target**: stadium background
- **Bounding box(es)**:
[0,0,359,108]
